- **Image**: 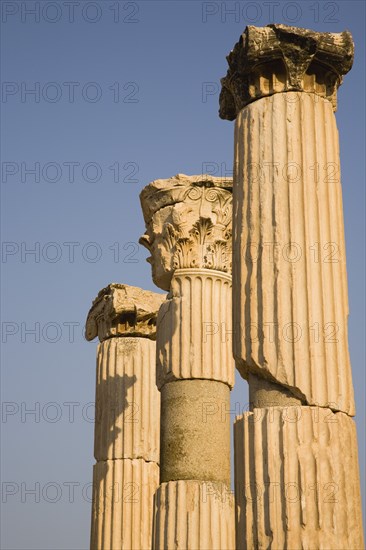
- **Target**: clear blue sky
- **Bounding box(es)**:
[1,1,365,548]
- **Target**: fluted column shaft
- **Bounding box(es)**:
[156,269,234,389]
[86,284,164,550]
[153,481,235,550]
[157,269,233,485]
[91,338,160,550]
[154,269,235,549]
[233,92,354,413]
[219,24,363,549]
[94,338,159,462]
[232,90,364,550]
[139,175,235,549]
[234,407,364,550]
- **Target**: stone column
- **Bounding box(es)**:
[86,284,165,550]
[140,174,235,549]
[219,25,364,548]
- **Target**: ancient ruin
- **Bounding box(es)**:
[86,284,165,549]
[140,174,235,548]
[220,24,364,550]
[86,24,364,550]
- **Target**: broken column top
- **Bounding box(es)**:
[139,174,233,291]
[219,23,354,119]
[85,283,166,342]
[139,173,232,223]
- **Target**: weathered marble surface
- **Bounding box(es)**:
[160,379,231,484]
[220,24,363,550]
[140,174,232,291]
[140,175,235,549]
[94,337,160,462]
[153,481,235,550]
[85,283,165,341]
[91,459,159,550]
[235,407,364,550]
[220,24,354,119]
[232,91,355,415]
[88,285,162,550]
[156,269,234,389]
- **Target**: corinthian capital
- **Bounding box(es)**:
[139,174,232,291]
[220,24,354,119]
[85,283,165,342]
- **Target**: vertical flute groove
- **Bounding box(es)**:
[153,481,235,550]
[234,407,364,549]
[94,338,159,462]
[233,92,355,415]
[156,270,234,389]
[91,337,160,550]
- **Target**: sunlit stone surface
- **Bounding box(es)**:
[140,174,235,549]
[220,24,363,549]
[87,285,164,550]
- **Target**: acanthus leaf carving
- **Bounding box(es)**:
[204,240,232,272]
[139,177,233,290]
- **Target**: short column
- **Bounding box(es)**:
[86,284,165,550]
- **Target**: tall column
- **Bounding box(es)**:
[86,284,165,550]
[140,174,235,549]
[219,25,364,548]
